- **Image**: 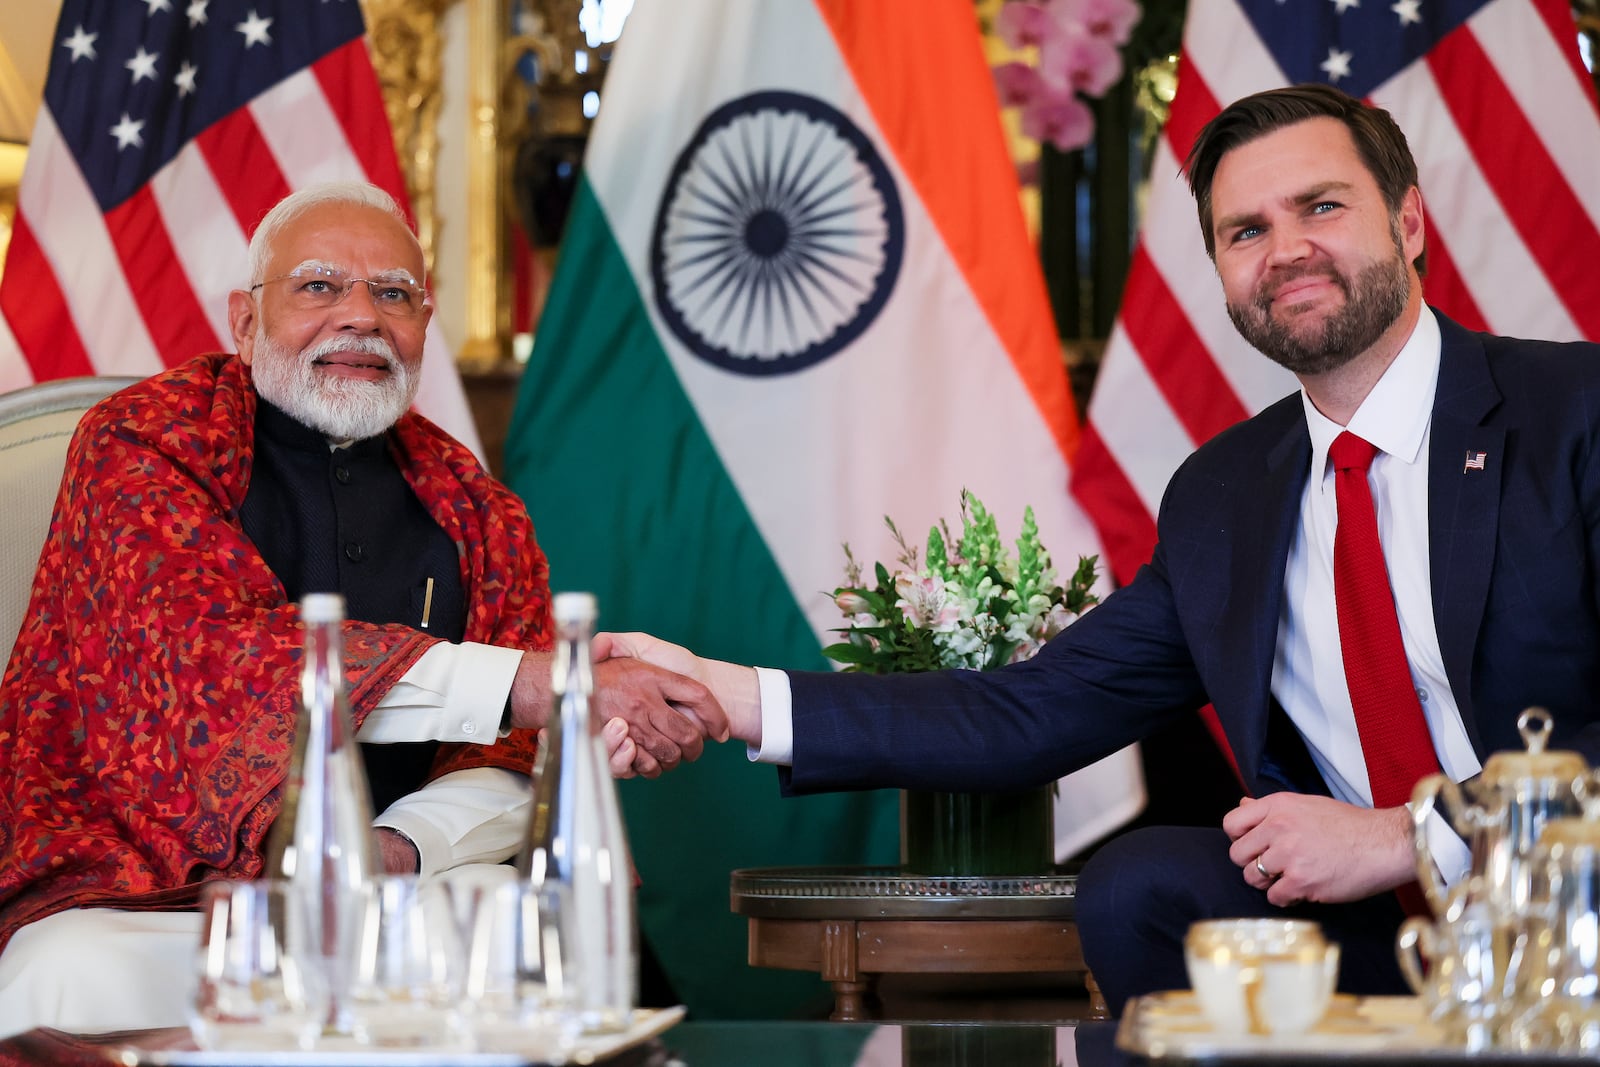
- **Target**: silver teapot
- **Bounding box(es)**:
[1503,773,1600,1053]
[1411,708,1588,918]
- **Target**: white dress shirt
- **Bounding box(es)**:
[752,308,1475,881]
[364,640,529,875]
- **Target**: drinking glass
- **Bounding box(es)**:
[462,877,563,1054]
[189,879,327,1051]
[346,874,470,1049]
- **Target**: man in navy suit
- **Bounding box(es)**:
[607,84,1600,1014]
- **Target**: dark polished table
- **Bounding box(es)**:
[0,1020,1129,1067]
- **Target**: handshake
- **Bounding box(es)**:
[506,633,763,779]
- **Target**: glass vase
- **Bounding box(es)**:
[899,786,1055,876]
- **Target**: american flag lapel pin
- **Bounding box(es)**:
[1463,450,1488,473]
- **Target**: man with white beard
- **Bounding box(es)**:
[0,182,724,1034]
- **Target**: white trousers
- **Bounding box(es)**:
[0,908,200,1038]
[0,864,514,1039]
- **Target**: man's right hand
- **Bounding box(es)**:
[507,650,729,777]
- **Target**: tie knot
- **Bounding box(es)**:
[1330,431,1379,473]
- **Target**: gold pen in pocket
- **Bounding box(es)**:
[421,576,434,629]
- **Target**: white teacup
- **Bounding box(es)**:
[1185,918,1340,1036]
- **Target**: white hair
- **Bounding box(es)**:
[246,182,411,285]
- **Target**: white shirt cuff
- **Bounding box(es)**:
[751,666,794,765]
[359,641,523,744]
[1410,801,1472,888]
[373,766,530,877]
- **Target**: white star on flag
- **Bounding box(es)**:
[109,113,144,150]
[143,0,172,14]
[61,25,97,62]
[236,10,273,47]
[174,61,198,97]
[1321,47,1353,81]
[1392,0,1422,25]
[1331,0,1361,11]
[187,0,209,27]
[125,47,159,83]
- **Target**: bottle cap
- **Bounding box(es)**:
[300,593,346,624]
[552,591,598,624]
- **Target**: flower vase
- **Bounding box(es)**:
[899,786,1054,876]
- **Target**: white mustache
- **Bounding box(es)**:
[304,335,399,368]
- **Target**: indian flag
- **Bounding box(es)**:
[503,0,1144,1018]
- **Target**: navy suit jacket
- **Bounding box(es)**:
[786,313,1600,799]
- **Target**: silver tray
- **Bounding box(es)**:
[100,1006,684,1066]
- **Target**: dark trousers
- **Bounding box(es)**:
[1076,826,1410,1016]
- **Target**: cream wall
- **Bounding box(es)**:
[0,4,56,145]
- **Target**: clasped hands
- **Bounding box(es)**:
[508,632,748,779]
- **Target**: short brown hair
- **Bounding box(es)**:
[1185,84,1424,274]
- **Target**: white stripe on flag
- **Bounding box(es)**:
[148,143,247,348]
[1137,144,1296,415]
[1090,326,1199,518]
[1183,1,1287,102]
[250,69,366,188]
[0,312,32,393]
[1374,64,1581,341]
[1471,1,1600,236]
[21,110,164,378]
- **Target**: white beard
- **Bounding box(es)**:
[249,331,418,441]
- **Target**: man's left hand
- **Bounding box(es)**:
[1223,794,1413,906]
[376,827,420,874]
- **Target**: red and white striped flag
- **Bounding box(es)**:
[0,0,481,456]
[1074,0,1600,585]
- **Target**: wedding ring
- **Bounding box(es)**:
[1255,855,1274,880]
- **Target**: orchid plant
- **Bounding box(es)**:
[823,492,1099,674]
[992,0,1143,154]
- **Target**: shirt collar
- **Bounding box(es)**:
[1301,306,1440,493]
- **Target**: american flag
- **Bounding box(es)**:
[1073,0,1600,585]
[0,0,482,456]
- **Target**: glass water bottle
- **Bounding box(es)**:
[518,591,637,1035]
[264,593,378,1035]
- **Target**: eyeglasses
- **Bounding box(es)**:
[250,267,429,318]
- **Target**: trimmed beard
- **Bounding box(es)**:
[249,330,417,442]
[1226,228,1411,377]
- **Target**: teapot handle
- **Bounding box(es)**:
[1410,773,1460,916]
[1394,915,1436,997]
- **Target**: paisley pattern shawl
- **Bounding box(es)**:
[0,354,550,949]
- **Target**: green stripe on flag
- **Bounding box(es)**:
[505,179,898,1019]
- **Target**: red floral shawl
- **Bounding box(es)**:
[0,354,549,950]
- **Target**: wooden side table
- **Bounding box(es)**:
[730,866,1107,1022]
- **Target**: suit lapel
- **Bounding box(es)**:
[1217,407,1312,785]
[1427,314,1503,751]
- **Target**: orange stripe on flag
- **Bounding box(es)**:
[810,0,1079,460]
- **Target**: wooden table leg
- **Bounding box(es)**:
[819,920,876,1021]
[829,978,876,1021]
[1085,968,1109,1020]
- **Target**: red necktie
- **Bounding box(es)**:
[1329,431,1442,810]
